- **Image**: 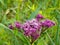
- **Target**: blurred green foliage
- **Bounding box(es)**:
[0,0,60,45]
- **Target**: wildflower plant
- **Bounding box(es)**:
[9,14,55,44]
[0,0,59,45]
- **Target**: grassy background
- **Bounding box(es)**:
[0,0,60,45]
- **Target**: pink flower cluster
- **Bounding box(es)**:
[9,22,21,29]
[36,14,44,21]
[41,20,55,27]
[22,19,42,39]
[9,14,55,42]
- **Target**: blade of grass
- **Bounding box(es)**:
[46,32,55,45]
[28,1,42,20]
[16,32,30,45]
[55,10,60,45]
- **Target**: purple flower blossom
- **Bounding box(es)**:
[22,21,30,31]
[15,22,21,29]
[24,30,32,36]
[41,20,55,27]
[9,24,14,29]
[29,19,39,28]
[22,19,42,38]
[36,14,44,21]
[8,14,55,43]
[22,21,31,36]
[31,33,40,40]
